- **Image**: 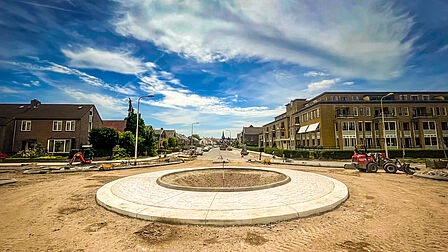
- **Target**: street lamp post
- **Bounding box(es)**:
[381,92,394,159]
[134,95,155,165]
[191,122,199,148]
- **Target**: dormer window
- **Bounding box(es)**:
[411,95,419,101]
[422,95,429,101]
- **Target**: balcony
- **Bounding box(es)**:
[412,113,432,119]
[373,113,397,119]
[335,114,355,119]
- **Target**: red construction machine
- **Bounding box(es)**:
[69,145,93,166]
[345,145,417,175]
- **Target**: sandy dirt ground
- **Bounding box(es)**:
[0,157,447,252]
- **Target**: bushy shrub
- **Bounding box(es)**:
[12,143,47,158]
[264,147,283,157]
[247,146,264,152]
[318,150,354,159]
[283,149,310,159]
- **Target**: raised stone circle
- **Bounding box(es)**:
[96,167,348,225]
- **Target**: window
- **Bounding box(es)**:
[430,107,435,116]
[374,123,379,131]
[343,137,356,147]
[442,122,448,131]
[349,121,356,130]
[391,107,396,116]
[424,136,437,146]
[423,121,435,130]
[353,107,358,116]
[352,96,359,101]
[316,109,320,118]
[436,107,440,116]
[384,121,396,131]
[88,122,92,132]
[331,96,338,101]
[341,96,348,101]
[335,123,338,131]
[403,122,410,131]
[21,120,31,131]
[360,107,364,116]
[399,95,407,101]
[366,107,371,116]
[443,107,447,116]
[365,122,372,131]
[358,122,363,131]
[398,107,402,116]
[422,95,429,101]
[386,137,397,147]
[411,95,419,101]
[404,107,409,116]
[53,121,62,131]
[66,121,75,131]
[47,139,71,153]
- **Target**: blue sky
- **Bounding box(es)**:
[1,0,447,137]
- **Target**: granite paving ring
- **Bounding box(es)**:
[96,167,348,225]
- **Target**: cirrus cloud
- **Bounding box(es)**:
[113,0,417,80]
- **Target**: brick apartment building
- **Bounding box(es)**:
[260,92,448,150]
[0,99,103,154]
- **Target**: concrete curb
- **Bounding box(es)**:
[96,166,349,226]
[23,161,184,175]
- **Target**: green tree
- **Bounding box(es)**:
[125,112,146,137]
[192,134,201,141]
[167,136,179,149]
[89,127,119,155]
[118,131,135,156]
[139,127,157,156]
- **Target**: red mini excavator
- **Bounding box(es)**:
[69,145,93,165]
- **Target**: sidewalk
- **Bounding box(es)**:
[246,150,426,169]
[246,150,346,168]
[0,152,180,167]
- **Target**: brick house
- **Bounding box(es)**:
[0,99,103,154]
[239,125,262,146]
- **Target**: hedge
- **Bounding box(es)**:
[247,146,264,152]
[316,149,447,160]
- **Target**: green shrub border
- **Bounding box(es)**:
[248,147,446,160]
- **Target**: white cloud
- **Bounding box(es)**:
[13,80,40,87]
[62,47,150,74]
[5,60,137,95]
[306,78,340,92]
[1,86,21,93]
[303,71,329,77]
[62,87,127,116]
[437,44,448,53]
[114,0,416,80]
[343,81,355,85]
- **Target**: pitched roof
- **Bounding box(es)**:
[0,103,96,124]
[103,120,126,132]
[243,125,262,134]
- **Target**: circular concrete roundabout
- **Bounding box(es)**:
[96,167,348,226]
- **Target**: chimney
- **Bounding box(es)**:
[30,99,41,108]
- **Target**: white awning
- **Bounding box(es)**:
[306,123,320,132]
[298,125,308,134]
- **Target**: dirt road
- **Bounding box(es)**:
[0,158,447,251]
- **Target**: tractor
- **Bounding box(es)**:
[345,145,418,175]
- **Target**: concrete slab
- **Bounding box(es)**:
[96,166,348,226]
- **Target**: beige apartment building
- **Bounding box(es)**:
[260,92,448,150]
